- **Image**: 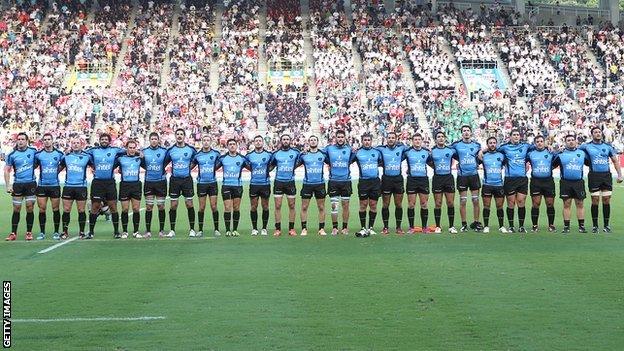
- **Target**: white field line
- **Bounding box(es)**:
[37,236,79,254]
[12,316,166,323]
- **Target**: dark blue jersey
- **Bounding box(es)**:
[481,151,506,187]
[141,146,168,182]
[429,146,456,175]
[403,147,430,178]
[270,148,300,182]
[61,151,92,187]
[554,148,589,181]
[218,153,248,187]
[526,148,556,179]
[246,150,272,185]
[353,147,382,180]
[376,144,406,176]
[34,149,64,186]
[323,144,354,181]
[5,147,37,184]
[193,149,221,184]
[115,153,142,182]
[297,150,326,185]
[498,142,531,177]
[86,146,125,180]
[579,141,616,173]
[451,140,481,176]
[166,144,197,178]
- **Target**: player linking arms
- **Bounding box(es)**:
[4,133,37,241]
[478,137,507,233]
[141,132,168,238]
[377,131,406,235]
[451,125,482,232]
[429,132,457,234]
[353,134,382,237]
[526,135,557,232]
[34,134,64,240]
[114,140,143,238]
[324,130,354,235]
[59,137,92,239]
[165,129,197,238]
[246,136,273,236]
[554,135,589,234]
[403,133,431,233]
[218,139,249,237]
[192,134,221,237]
[297,135,328,236]
[270,134,300,236]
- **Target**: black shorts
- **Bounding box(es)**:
[91,179,117,201]
[530,177,556,197]
[36,185,61,198]
[588,172,612,192]
[357,178,381,200]
[328,180,352,198]
[301,183,327,199]
[119,181,142,201]
[432,174,455,193]
[274,180,296,196]
[457,174,481,191]
[222,185,243,200]
[249,184,271,198]
[406,176,429,195]
[144,180,167,198]
[62,186,88,201]
[197,182,218,197]
[169,176,194,198]
[503,176,528,196]
[12,181,37,197]
[381,175,404,195]
[482,185,505,198]
[560,179,586,200]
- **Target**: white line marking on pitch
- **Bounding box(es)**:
[12,316,166,323]
[37,236,79,254]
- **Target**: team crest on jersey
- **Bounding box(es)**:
[54,157,58,161]
[27,154,31,158]
[602,148,606,153]
[497,158,501,161]
[577,154,581,157]
[445,153,449,157]
[318,157,323,161]
[79,156,83,159]
[210,156,214,160]
[184,153,188,157]
[342,150,346,154]
[236,162,240,166]
[289,155,293,159]
[544,155,548,158]
[107,153,111,157]
[395,152,399,156]
[157,153,161,157]
[135,159,140,162]
[421,155,425,158]
[262,158,266,161]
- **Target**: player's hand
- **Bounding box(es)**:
[617,176,623,183]
[6,185,12,194]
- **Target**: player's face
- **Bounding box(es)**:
[202,136,211,149]
[592,129,603,141]
[71,138,82,151]
[436,134,445,146]
[99,136,110,147]
[228,141,237,153]
[336,133,345,145]
[16,135,28,148]
[462,128,472,139]
[535,138,545,149]
[309,137,318,148]
[281,136,291,148]
[149,135,160,148]
[254,137,264,150]
[566,137,577,149]
[487,138,497,151]
[412,136,422,148]
[127,143,138,155]
[176,131,185,143]
[511,131,520,143]
[362,137,372,148]
[43,135,54,148]
[387,134,397,146]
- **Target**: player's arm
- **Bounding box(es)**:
[215,155,223,171]
[552,153,561,169]
[4,164,12,193]
[608,145,623,182]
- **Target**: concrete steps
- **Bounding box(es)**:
[257,2,268,133]
[300,0,319,134]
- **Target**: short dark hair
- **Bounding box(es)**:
[99,133,111,142]
[510,129,520,136]
[126,139,137,148]
[412,133,422,139]
[253,135,263,141]
[361,133,372,140]
[486,136,497,144]
[387,131,397,137]
[335,130,346,137]
[309,135,319,141]
[590,126,602,134]
[227,138,237,145]
[175,128,185,135]
[461,125,472,132]
[565,134,576,141]
[435,131,446,139]
[534,135,545,142]
[42,133,53,140]
[16,132,29,140]
[149,132,159,139]
[281,134,291,140]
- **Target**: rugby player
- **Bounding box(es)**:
[377,131,406,235]
[59,137,92,239]
[478,137,507,233]
[217,139,249,237]
[451,125,482,232]
[34,133,64,240]
[403,133,431,233]
[353,134,382,237]
[429,131,457,234]
[4,133,37,241]
[270,134,300,236]
[554,135,589,234]
[192,134,221,237]
[526,135,557,232]
[141,132,168,238]
[246,135,272,236]
[324,130,354,236]
[498,129,532,233]
[165,129,197,238]
[297,136,327,236]
[115,140,143,239]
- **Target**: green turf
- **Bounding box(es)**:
[2,183,624,350]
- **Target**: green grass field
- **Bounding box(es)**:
[2,183,624,350]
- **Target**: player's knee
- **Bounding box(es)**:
[471,195,479,204]
[459,196,467,205]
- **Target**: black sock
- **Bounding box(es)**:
[407,208,415,228]
[289,221,294,230]
[497,208,505,228]
[434,208,441,227]
[275,222,281,231]
[262,209,269,229]
[448,206,455,227]
[518,207,526,227]
[250,210,258,230]
[187,207,195,230]
[462,221,468,228]
[506,207,514,227]
[158,209,166,231]
[301,220,307,229]
[39,212,46,233]
[319,222,325,230]
[112,212,119,234]
[395,207,403,229]
[78,212,86,233]
[531,207,539,226]
[224,212,232,231]
[591,204,599,227]
[564,219,570,228]
[233,211,240,231]
[213,210,220,231]
[359,211,366,228]
[133,212,140,233]
[420,208,428,228]
[382,207,389,228]
[483,207,490,226]
[11,211,19,233]
[603,203,610,227]
[145,210,153,233]
[169,209,177,231]
[578,219,585,227]
[53,210,60,233]
[547,206,555,226]
[332,221,338,229]
[26,211,34,232]
[89,212,97,233]
[368,210,376,229]
[62,212,70,232]
[198,211,205,232]
[121,211,129,232]
[342,222,348,230]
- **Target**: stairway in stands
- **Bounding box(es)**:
[344,0,367,109]
[300,0,319,134]
[257,1,269,134]
[208,0,224,125]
